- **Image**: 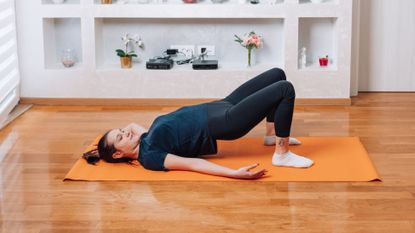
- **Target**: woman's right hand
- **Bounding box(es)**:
[232,164,267,179]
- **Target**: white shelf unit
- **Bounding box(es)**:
[15,0,353,99]
[43,18,83,69]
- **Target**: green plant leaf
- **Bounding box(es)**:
[116,49,126,57]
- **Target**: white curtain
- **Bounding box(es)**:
[0,0,20,127]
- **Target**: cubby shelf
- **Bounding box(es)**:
[94,17,284,70]
[42,18,83,69]
[298,17,337,70]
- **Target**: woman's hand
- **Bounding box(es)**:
[125,123,144,135]
[231,163,267,179]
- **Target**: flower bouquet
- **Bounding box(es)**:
[234,31,263,66]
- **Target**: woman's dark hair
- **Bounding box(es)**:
[83,130,133,165]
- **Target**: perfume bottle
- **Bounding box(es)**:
[299,47,307,69]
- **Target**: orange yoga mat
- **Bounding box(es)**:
[64,137,380,182]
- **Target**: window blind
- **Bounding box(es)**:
[0,0,20,127]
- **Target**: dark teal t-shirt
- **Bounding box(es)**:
[137,103,217,171]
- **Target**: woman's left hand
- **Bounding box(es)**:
[231,163,267,179]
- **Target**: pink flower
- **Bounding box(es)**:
[242,38,249,46]
[235,32,263,49]
[255,39,262,48]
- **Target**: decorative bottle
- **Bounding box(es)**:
[299,47,307,69]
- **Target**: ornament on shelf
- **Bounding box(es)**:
[319,55,329,67]
[250,0,260,4]
[116,33,144,69]
[101,0,113,4]
[61,49,76,68]
[234,31,263,67]
[299,47,307,69]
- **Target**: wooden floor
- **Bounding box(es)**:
[0,93,414,233]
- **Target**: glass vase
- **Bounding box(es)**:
[247,48,256,67]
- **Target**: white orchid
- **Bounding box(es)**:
[133,34,144,48]
[121,33,130,46]
[116,33,144,58]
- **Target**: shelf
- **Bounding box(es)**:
[298,17,337,70]
[42,0,80,4]
[95,18,284,70]
[299,0,338,4]
[298,62,336,72]
[43,18,83,69]
[93,3,286,18]
[94,0,284,5]
[96,61,283,72]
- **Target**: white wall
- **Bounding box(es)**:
[357,0,415,92]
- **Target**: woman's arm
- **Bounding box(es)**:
[164,154,267,180]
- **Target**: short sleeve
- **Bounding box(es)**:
[138,122,176,171]
[138,144,169,171]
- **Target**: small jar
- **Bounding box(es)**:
[61,49,76,68]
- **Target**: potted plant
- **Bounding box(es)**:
[116,33,144,69]
[234,31,263,67]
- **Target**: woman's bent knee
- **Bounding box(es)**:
[270,67,286,81]
[279,81,296,98]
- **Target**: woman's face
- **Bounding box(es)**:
[106,127,140,155]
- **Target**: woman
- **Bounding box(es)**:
[84,68,314,180]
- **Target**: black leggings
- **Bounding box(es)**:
[207,68,295,140]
